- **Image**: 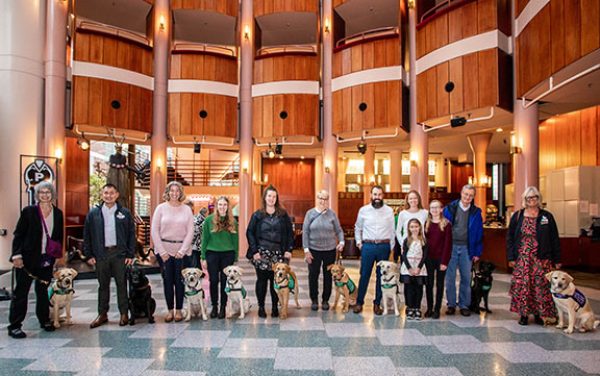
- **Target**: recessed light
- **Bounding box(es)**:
[496,128,503,132]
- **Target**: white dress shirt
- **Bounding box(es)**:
[102,204,118,247]
[354,204,396,249]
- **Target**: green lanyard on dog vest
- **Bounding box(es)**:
[225,286,247,299]
[275,276,295,291]
[335,279,356,294]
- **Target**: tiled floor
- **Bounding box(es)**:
[1,259,599,375]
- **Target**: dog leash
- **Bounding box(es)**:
[16,267,51,286]
[335,250,343,266]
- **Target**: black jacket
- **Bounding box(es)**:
[11,205,64,269]
[246,210,294,259]
[83,203,136,260]
[506,208,561,264]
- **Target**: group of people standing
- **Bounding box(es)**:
[7,178,562,338]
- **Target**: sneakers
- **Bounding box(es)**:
[406,308,415,320]
[415,310,423,321]
[8,327,26,339]
[40,322,56,332]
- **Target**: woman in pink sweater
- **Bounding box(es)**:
[151,181,194,322]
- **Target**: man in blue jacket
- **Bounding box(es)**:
[443,184,483,317]
[83,183,135,328]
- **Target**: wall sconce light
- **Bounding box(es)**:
[510,134,522,155]
[357,140,367,154]
[243,24,250,41]
[407,0,416,9]
[159,15,166,31]
[324,160,331,174]
[77,133,90,151]
[267,143,275,159]
[242,161,249,174]
[155,157,163,171]
[410,151,418,167]
[324,18,330,33]
[54,148,63,163]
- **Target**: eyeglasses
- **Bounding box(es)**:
[525,195,539,200]
[39,191,52,195]
[317,197,329,200]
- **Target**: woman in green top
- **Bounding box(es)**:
[201,196,239,319]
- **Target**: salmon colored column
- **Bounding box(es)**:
[390,149,402,192]
[44,0,68,213]
[322,0,338,212]
[363,147,375,204]
[408,4,429,204]
[150,0,169,213]
[238,0,254,256]
[513,102,539,210]
[468,132,493,221]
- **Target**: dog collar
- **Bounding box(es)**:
[185,289,201,297]
[381,283,396,289]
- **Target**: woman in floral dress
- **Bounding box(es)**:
[507,186,561,325]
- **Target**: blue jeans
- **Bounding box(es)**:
[445,244,472,309]
[357,243,390,306]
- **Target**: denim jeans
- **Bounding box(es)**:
[356,243,390,306]
[445,244,472,309]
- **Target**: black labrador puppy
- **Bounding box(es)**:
[469,261,495,314]
[127,265,156,325]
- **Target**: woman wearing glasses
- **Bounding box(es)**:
[507,186,561,326]
[302,190,344,311]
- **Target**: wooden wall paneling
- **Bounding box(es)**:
[292,95,303,135]
[497,50,513,111]
[179,93,192,135]
[351,85,362,131]
[567,111,582,168]
[433,14,448,52]
[450,162,474,193]
[341,48,352,75]
[436,62,449,117]
[193,54,205,79]
[192,93,204,135]
[333,52,342,77]
[424,22,434,56]
[362,83,374,129]
[538,121,552,176]
[252,97,263,138]
[373,39,387,68]
[477,49,498,108]
[580,106,598,165]
[580,0,600,56]
[263,95,274,137]
[564,0,581,66]
[101,80,129,129]
[362,42,374,70]
[65,137,90,222]
[169,93,181,136]
[73,76,89,125]
[448,6,463,44]
[477,0,497,33]
[448,57,464,114]
[516,0,531,17]
[416,73,427,123]
[203,55,216,83]
[416,26,427,59]
[180,55,194,79]
[129,45,144,75]
[213,95,226,137]
[170,54,181,78]
[462,53,479,111]
[206,93,218,137]
[89,34,104,63]
[283,94,295,135]
[385,38,400,66]
[74,32,90,61]
[425,68,437,120]
[332,91,343,134]
[517,5,551,97]
[497,0,511,35]
[273,94,285,137]
[141,47,153,76]
[554,114,568,169]
[598,106,600,165]
[127,85,141,131]
[102,36,118,67]
[116,40,131,71]
[142,89,152,133]
[87,78,102,126]
[461,2,478,39]
[342,88,351,133]
[373,82,387,128]
[386,80,400,128]
[351,44,362,73]
[224,97,237,138]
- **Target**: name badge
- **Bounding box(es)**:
[540,216,548,225]
[116,212,126,220]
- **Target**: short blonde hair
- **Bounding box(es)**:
[163,181,186,202]
[521,186,542,208]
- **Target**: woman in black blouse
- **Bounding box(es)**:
[8,181,64,338]
[246,185,294,318]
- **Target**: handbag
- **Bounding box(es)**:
[38,205,62,259]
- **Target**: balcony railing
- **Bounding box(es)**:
[167,159,239,187]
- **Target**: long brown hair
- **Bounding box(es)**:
[260,185,287,216]
[405,190,424,210]
[211,196,237,233]
[407,218,426,246]
[425,199,449,232]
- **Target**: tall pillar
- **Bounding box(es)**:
[151,0,169,213]
[408,4,429,204]
[434,157,448,189]
[239,0,254,255]
[468,132,493,221]
[390,149,402,192]
[322,0,338,212]
[315,156,323,202]
[363,147,375,203]
[44,0,67,214]
[513,102,539,210]
[337,156,347,192]
[0,0,47,269]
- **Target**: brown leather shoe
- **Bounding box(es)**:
[119,314,129,326]
[174,310,184,322]
[373,304,383,316]
[353,304,363,314]
[164,311,174,323]
[90,314,108,329]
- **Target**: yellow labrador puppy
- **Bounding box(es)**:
[546,270,600,334]
[49,268,78,328]
[273,262,300,319]
[223,265,250,319]
[377,261,402,316]
[181,268,208,321]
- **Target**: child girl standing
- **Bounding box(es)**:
[401,218,429,320]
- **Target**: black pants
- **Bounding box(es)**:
[255,268,279,308]
[8,266,53,330]
[425,258,446,312]
[188,251,201,269]
[96,251,128,314]
[307,249,336,303]
[404,282,424,309]
[205,250,235,307]
[158,256,189,310]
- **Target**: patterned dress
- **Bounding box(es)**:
[509,216,556,317]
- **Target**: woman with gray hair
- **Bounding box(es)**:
[302,190,345,311]
[151,181,194,322]
[8,181,63,338]
[507,186,561,326]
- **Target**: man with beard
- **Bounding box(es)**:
[353,185,396,315]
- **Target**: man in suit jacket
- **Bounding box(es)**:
[83,183,135,328]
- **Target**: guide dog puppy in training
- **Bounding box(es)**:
[273,262,300,319]
[127,264,156,325]
[377,261,403,316]
[223,265,250,319]
[49,268,77,329]
[470,261,495,314]
[181,268,208,321]
[328,264,357,313]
